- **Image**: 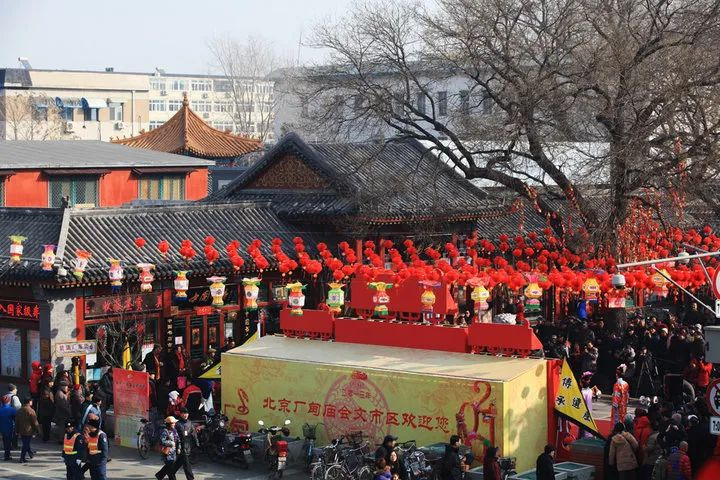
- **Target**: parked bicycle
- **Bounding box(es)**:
[323,434,373,480]
[302,422,324,471]
[136,415,162,459]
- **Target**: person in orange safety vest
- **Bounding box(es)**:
[62,420,85,480]
[84,418,108,480]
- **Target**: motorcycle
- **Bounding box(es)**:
[259,419,291,480]
[197,412,253,468]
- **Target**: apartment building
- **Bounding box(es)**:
[0,68,150,141]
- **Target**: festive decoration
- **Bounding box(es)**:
[651,268,670,298]
[41,245,56,271]
[581,277,601,300]
[523,274,543,312]
[286,281,306,316]
[134,237,146,249]
[368,281,393,316]
[107,259,124,294]
[242,277,261,311]
[8,235,26,263]
[137,263,155,292]
[207,276,227,308]
[157,240,170,258]
[73,250,92,280]
[419,280,441,315]
[174,271,189,300]
[326,282,345,315]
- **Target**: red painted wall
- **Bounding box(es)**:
[186,169,208,200]
[99,170,138,206]
[5,171,48,207]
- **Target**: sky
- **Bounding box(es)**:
[0,0,365,74]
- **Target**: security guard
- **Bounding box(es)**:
[84,418,108,480]
[62,421,85,480]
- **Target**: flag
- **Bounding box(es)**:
[554,358,600,436]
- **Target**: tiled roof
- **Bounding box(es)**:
[0,207,64,281]
[208,133,506,221]
[113,94,261,159]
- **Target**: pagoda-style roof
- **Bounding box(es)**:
[113,93,261,159]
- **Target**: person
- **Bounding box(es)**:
[38,380,55,442]
[375,434,398,465]
[580,372,595,438]
[609,422,639,480]
[387,450,401,477]
[170,407,197,480]
[482,446,501,480]
[0,396,15,461]
[665,442,691,480]
[15,397,38,463]
[7,384,21,411]
[54,381,71,441]
[81,395,102,429]
[441,435,463,480]
[536,444,556,480]
[612,365,630,424]
[84,418,108,480]
[70,385,84,429]
[29,362,43,407]
[144,345,164,381]
[651,449,668,480]
[78,390,93,430]
[642,422,662,480]
[461,452,475,478]
[374,457,392,480]
[695,356,713,395]
[156,416,180,480]
[63,421,85,480]
[167,391,184,417]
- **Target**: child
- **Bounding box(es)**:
[375,458,392,480]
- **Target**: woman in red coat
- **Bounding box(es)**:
[483,447,502,480]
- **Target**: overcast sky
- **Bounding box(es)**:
[0,0,369,74]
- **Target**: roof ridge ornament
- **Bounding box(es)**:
[182,92,189,107]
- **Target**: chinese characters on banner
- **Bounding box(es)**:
[0,300,40,321]
[55,341,97,357]
[112,368,149,418]
[554,359,599,435]
[85,292,163,318]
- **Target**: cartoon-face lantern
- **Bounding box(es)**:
[524,274,543,312]
[174,271,189,300]
[73,250,92,280]
[651,269,670,298]
[286,281,306,316]
[368,281,393,316]
[41,245,56,271]
[207,276,227,308]
[242,277,261,311]
[419,280,441,314]
[137,263,155,293]
[8,235,26,263]
[327,283,345,315]
[582,278,601,300]
[107,259,124,294]
[468,277,490,313]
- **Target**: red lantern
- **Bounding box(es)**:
[134,237,146,249]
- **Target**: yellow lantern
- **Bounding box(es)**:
[286,281,306,316]
[242,277,261,311]
[41,244,56,271]
[108,259,124,294]
[651,269,670,298]
[524,274,543,312]
[419,280,440,314]
[207,276,227,307]
[327,282,345,315]
[9,235,26,263]
[174,271,189,299]
[582,277,601,300]
[467,277,490,314]
[368,281,393,316]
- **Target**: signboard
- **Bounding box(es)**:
[85,292,162,318]
[112,368,149,418]
[55,340,97,357]
[0,299,40,321]
[711,416,720,436]
[194,306,214,316]
[713,268,720,299]
[176,285,237,308]
[706,378,720,416]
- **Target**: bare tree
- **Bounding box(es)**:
[0,92,63,140]
[295,0,720,248]
[95,306,147,369]
[209,35,287,141]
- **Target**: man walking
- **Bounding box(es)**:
[81,395,103,429]
[0,396,15,461]
[15,398,38,463]
[84,418,108,480]
[171,407,198,480]
[536,445,556,480]
[441,435,463,480]
[62,421,85,480]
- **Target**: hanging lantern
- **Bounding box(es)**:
[242,277,261,311]
[467,277,491,320]
[137,263,155,292]
[327,282,345,315]
[73,250,92,280]
[419,280,441,314]
[174,271,189,300]
[286,281,306,316]
[8,235,26,263]
[207,276,227,308]
[41,245,56,271]
[368,281,393,316]
[651,268,670,298]
[107,259,124,294]
[582,277,601,300]
[523,274,543,313]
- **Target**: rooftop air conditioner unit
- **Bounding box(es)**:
[64,122,75,133]
[202,112,210,119]
[114,121,124,130]
[160,90,168,96]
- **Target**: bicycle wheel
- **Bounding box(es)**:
[311,463,325,480]
[325,464,347,480]
[137,431,149,459]
[356,465,373,480]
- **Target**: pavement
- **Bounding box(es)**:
[0,440,309,480]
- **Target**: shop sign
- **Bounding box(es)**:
[0,299,40,321]
[194,306,214,316]
[85,292,163,318]
[177,284,237,308]
[55,340,97,357]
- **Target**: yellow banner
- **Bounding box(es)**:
[555,359,599,434]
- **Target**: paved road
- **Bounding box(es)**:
[0,440,308,480]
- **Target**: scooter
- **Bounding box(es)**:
[198,412,252,468]
[259,419,291,480]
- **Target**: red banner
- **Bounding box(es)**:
[0,299,40,321]
[112,368,149,418]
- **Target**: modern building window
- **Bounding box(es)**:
[32,104,49,121]
[171,79,188,91]
[191,101,212,112]
[214,101,233,113]
[213,121,234,132]
[150,78,166,90]
[459,90,470,114]
[191,79,212,91]
[49,176,98,208]
[214,79,232,92]
[149,121,165,130]
[438,91,448,117]
[168,100,183,112]
[83,108,98,121]
[416,93,426,115]
[149,100,166,112]
[138,175,185,201]
[108,103,123,121]
[59,107,74,121]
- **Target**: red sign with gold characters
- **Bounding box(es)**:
[85,292,163,318]
[0,299,40,321]
[112,368,149,418]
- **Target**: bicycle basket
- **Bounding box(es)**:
[303,423,318,440]
[347,431,364,447]
[342,448,364,472]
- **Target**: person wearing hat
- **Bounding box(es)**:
[84,417,108,480]
[156,416,180,480]
[170,407,198,480]
[54,381,71,442]
[375,434,398,466]
[611,364,629,425]
[62,421,85,480]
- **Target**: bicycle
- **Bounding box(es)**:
[324,439,373,480]
[303,422,325,471]
[136,414,162,459]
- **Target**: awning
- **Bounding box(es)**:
[55,97,82,109]
[131,167,196,176]
[0,170,16,176]
[42,169,110,176]
[81,98,106,109]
